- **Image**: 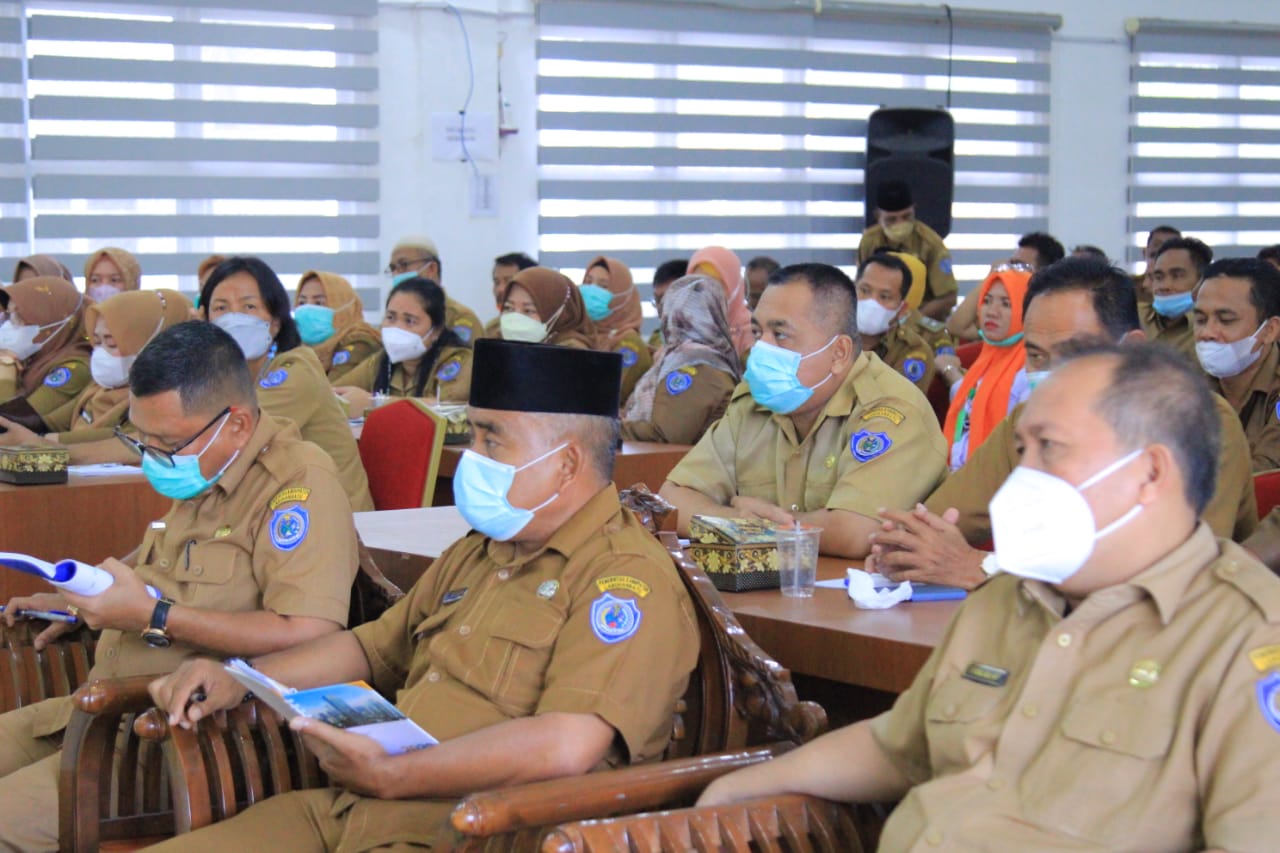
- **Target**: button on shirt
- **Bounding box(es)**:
[870,524,1280,851]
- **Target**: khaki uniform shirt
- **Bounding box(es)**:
[907,311,955,358]
[340,485,699,847]
[621,365,736,445]
[666,352,948,516]
[30,413,358,738]
[608,329,653,407]
[482,315,501,340]
[926,395,1258,543]
[871,525,1280,852]
[337,345,473,406]
[258,346,374,513]
[873,324,936,394]
[1138,303,1195,360]
[322,329,382,386]
[0,355,91,433]
[1209,342,1280,473]
[857,221,957,303]
[445,296,482,345]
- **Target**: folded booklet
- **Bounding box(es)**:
[0,551,160,598]
[225,659,437,755]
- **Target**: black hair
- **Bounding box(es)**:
[769,262,858,338]
[1154,237,1214,278]
[130,321,256,415]
[1257,245,1280,267]
[494,252,536,270]
[1018,231,1066,268]
[1023,256,1140,340]
[1072,245,1109,262]
[653,258,690,288]
[1200,257,1280,325]
[200,256,302,353]
[746,256,781,274]
[858,253,912,300]
[1147,225,1182,245]
[375,276,466,397]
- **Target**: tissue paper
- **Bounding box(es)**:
[846,569,913,609]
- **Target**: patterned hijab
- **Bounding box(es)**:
[688,246,753,356]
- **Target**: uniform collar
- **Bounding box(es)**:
[763,351,867,443]
[212,411,282,497]
[483,484,622,569]
[1241,341,1280,402]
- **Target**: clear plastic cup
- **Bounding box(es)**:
[777,526,820,598]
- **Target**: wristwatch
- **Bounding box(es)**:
[980,553,1000,578]
[141,598,175,648]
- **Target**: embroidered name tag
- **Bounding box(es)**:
[962,662,1009,687]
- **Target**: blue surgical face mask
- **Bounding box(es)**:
[743,337,838,414]
[391,271,418,287]
[579,283,614,322]
[1152,291,1194,319]
[141,413,239,501]
[294,304,337,345]
[1025,369,1051,391]
[452,442,567,541]
[978,329,1024,347]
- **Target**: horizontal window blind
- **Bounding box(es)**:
[536,0,1056,304]
[1128,19,1280,267]
[14,0,379,296]
[0,4,27,254]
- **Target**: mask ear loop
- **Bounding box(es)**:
[32,293,83,352]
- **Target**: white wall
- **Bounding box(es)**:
[378,0,1280,318]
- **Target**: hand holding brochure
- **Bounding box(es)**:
[0,551,161,598]
[224,659,436,755]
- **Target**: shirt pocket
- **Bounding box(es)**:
[479,598,567,717]
[923,674,1009,774]
[169,540,252,611]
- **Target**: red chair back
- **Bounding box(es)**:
[357,400,445,511]
[1254,470,1280,520]
[956,340,983,368]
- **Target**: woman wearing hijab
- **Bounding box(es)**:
[498,266,596,349]
[202,256,373,512]
[335,276,473,417]
[581,255,652,404]
[939,267,1034,470]
[0,276,91,433]
[12,255,73,284]
[688,245,754,357]
[293,270,381,384]
[622,275,742,444]
[83,247,142,303]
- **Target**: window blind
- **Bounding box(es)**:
[0,4,28,253]
[536,0,1057,305]
[1128,19,1280,267]
[17,0,379,293]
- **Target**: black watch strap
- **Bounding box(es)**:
[141,598,175,647]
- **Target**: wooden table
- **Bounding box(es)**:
[0,471,172,602]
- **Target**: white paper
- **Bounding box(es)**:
[68,463,144,477]
[469,171,498,218]
[431,110,497,162]
[846,568,912,610]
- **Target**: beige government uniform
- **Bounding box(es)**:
[926,395,1258,543]
[1138,304,1196,359]
[56,383,130,444]
[857,221,957,306]
[0,354,91,433]
[444,297,482,346]
[1209,342,1280,473]
[871,525,1280,851]
[608,329,653,407]
[148,485,699,852]
[0,413,358,851]
[337,345,473,406]
[323,328,383,386]
[258,346,374,512]
[907,311,955,358]
[621,364,737,445]
[871,323,936,394]
[666,352,947,516]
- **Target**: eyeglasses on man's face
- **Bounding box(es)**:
[385,256,437,276]
[114,406,231,468]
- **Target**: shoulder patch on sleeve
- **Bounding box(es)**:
[1256,672,1280,732]
[259,368,288,389]
[269,506,309,552]
[665,369,694,396]
[452,323,473,343]
[620,345,639,367]
[903,357,926,382]
[44,366,72,388]
[596,575,651,598]
[331,349,351,367]
[590,592,642,644]
[850,429,893,462]
[936,345,956,357]
[269,487,311,510]
[436,358,462,382]
[860,405,905,426]
[1250,644,1280,673]
[939,258,953,275]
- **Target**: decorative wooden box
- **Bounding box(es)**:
[0,445,69,485]
[688,515,782,592]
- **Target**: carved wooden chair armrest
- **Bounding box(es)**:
[437,744,791,852]
[539,793,865,853]
[1,621,96,713]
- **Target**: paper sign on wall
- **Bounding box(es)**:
[431,111,497,162]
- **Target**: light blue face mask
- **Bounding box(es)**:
[978,329,1024,347]
[1025,369,1051,391]
[294,304,336,345]
[743,337,837,414]
[141,413,238,501]
[1152,291,1194,319]
[452,442,568,541]
[391,271,418,287]
[579,284,614,322]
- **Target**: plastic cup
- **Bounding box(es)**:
[777,526,820,598]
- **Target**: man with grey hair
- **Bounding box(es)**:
[700,342,1280,851]
[661,262,947,559]
[146,338,699,851]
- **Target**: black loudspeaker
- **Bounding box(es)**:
[864,107,955,239]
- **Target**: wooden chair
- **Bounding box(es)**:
[0,620,95,714]
[358,399,447,510]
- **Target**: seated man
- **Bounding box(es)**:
[145,338,698,851]
[1141,235,1213,358]
[854,253,936,393]
[857,181,956,321]
[870,257,1256,588]
[1193,258,1280,472]
[387,235,482,344]
[659,262,947,559]
[0,322,357,850]
[701,343,1280,851]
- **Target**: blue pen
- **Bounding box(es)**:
[0,605,80,623]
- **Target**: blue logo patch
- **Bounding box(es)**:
[332,350,351,366]
[620,346,638,368]
[904,358,926,382]
[937,346,956,357]
[939,258,953,275]
[1275,400,1280,422]
[269,506,309,552]
[1257,672,1280,733]
[44,366,72,388]
[590,592,642,644]
[260,369,288,389]
[665,371,693,396]
[850,429,893,462]
[453,324,473,343]
[436,359,462,382]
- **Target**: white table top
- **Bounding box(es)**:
[354,505,470,559]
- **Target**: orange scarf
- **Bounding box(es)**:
[942,270,1032,458]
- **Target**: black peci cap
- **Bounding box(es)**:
[875,180,913,212]
[469,338,622,416]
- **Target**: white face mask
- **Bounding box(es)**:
[500,311,551,344]
[989,448,1145,584]
[0,316,70,361]
[856,298,901,336]
[89,346,134,389]
[212,312,274,360]
[381,325,429,364]
[1195,324,1266,379]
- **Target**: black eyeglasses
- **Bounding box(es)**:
[115,406,231,468]
[385,256,436,276]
